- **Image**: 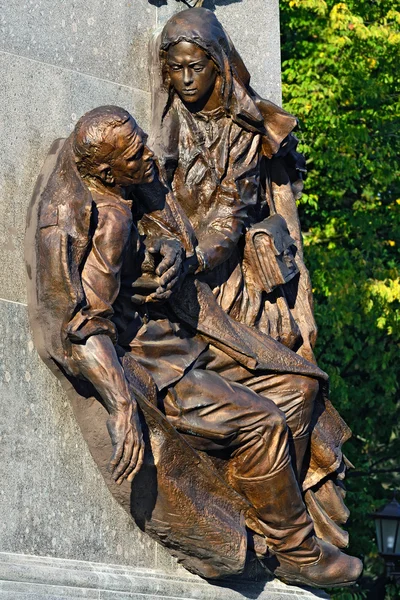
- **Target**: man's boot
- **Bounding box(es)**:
[234,460,362,588]
[267,537,363,589]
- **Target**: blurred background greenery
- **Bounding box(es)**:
[280,1,400,597]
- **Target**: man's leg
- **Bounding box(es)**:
[163,366,362,587]
[194,345,319,481]
[164,367,314,553]
[243,373,318,482]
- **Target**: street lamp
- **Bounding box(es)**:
[372,495,400,582]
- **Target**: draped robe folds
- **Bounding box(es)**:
[150,7,353,547]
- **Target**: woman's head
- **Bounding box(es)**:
[157,8,289,143]
[154,8,298,160]
[160,8,235,112]
[166,40,219,109]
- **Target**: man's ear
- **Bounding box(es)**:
[98,163,114,184]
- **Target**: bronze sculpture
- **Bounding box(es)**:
[25,8,363,591]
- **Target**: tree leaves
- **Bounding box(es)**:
[281,1,400,596]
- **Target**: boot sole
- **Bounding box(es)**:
[277,572,359,589]
[260,555,361,589]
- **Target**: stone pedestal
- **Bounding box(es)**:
[0,552,330,599]
[0,1,328,598]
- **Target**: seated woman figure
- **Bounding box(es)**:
[150,6,354,555]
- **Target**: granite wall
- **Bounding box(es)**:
[0,1,328,598]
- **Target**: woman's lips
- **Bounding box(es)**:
[182,88,197,96]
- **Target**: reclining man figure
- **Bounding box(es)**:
[26,105,362,589]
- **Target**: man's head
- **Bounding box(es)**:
[73,106,155,187]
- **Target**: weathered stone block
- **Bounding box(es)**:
[0,552,330,599]
[0,299,158,569]
[0,0,156,91]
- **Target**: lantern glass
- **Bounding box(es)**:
[376,518,400,555]
[375,520,383,553]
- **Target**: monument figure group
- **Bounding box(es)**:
[25,7,363,590]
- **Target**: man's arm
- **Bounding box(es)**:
[72,334,144,483]
[68,203,144,483]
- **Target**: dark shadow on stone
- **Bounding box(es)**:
[130,420,158,530]
[148,0,168,6]
[208,554,273,598]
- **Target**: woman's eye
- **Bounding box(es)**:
[194,66,203,72]
[171,65,181,71]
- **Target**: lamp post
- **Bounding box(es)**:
[372,495,400,583]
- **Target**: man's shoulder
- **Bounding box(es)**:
[33,137,93,244]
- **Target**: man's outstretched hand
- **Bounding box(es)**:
[107,401,144,485]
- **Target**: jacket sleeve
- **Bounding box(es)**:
[67,203,133,343]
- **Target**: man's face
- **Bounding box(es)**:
[167,41,218,106]
[108,119,155,186]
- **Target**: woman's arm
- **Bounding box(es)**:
[195,128,261,272]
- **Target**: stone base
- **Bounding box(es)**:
[0,552,329,600]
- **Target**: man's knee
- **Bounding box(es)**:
[246,402,288,440]
[219,379,288,440]
[285,375,318,437]
[234,403,289,476]
[171,368,288,442]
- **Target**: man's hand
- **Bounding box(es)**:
[132,238,185,304]
[148,237,185,300]
[107,401,144,485]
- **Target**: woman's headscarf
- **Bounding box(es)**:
[154,8,298,157]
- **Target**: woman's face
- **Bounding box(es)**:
[167,41,218,107]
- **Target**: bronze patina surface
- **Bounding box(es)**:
[25,9,363,590]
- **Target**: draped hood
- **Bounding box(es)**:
[155,7,298,157]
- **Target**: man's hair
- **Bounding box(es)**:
[72,106,136,178]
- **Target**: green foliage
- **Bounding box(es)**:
[280,0,400,597]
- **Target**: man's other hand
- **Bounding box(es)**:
[107,401,144,485]
[145,238,185,301]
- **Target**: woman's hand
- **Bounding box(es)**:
[149,237,185,299]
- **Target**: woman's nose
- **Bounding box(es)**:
[183,68,193,86]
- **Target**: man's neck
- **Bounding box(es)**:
[86,177,125,200]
